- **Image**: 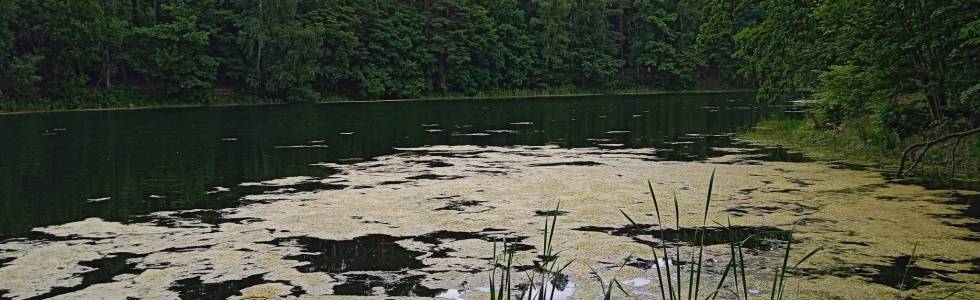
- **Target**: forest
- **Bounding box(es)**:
[1,0,979,141]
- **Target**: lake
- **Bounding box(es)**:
[0,93,976,299]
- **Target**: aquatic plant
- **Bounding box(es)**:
[489,201,574,300]
[621,170,823,300]
[487,170,823,299]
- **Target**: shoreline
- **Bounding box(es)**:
[0,89,754,116]
[741,118,980,190]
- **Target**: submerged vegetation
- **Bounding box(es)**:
[488,171,825,299]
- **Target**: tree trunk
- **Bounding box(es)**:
[102,0,111,89]
[105,50,112,89]
[897,127,980,177]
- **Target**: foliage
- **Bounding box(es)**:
[737,0,980,135]
[127,3,217,95]
[0,0,765,106]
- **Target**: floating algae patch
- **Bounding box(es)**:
[574,224,792,251]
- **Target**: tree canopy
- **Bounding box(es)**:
[0,0,751,103]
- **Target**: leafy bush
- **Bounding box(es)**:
[812,65,881,126]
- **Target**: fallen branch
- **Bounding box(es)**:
[897,127,980,177]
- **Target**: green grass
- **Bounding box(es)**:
[743,118,980,184]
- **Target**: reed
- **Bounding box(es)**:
[622,170,822,300]
[489,201,577,300]
[487,171,823,299]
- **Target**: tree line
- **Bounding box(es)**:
[0,0,978,140]
[0,0,755,104]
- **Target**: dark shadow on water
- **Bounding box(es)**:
[125,210,262,228]
[406,174,466,180]
[172,210,261,226]
[534,210,570,217]
[240,181,349,195]
[930,192,980,241]
[24,253,146,300]
[411,228,533,250]
[262,235,438,296]
[434,199,490,212]
[1,231,112,244]
[574,224,792,251]
[826,161,872,171]
[869,256,938,289]
[0,256,14,267]
[407,159,454,168]
[796,255,978,290]
[263,230,532,296]
[623,256,687,270]
[530,161,603,167]
[331,274,443,297]
[170,273,306,300]
[270,235,426,273]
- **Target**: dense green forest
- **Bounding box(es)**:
[0,0,978,139]
[0,0,748,105]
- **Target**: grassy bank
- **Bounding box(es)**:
[743,118,980,187]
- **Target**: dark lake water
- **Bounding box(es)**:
[0,92,797,237]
